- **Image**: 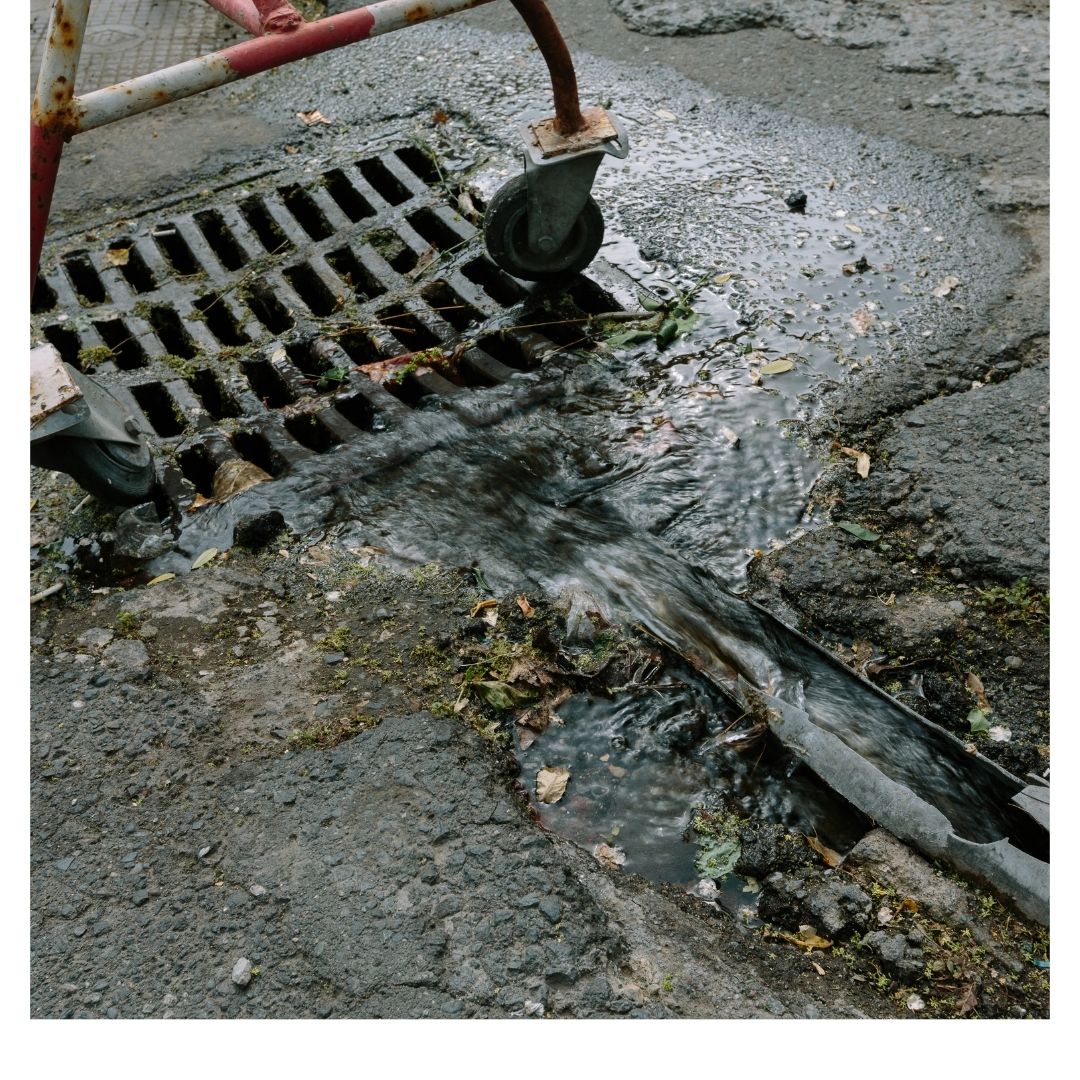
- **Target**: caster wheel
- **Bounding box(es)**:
[484,174,604,281]
[33,435,156,507]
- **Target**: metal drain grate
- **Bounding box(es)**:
[31,144,623,513]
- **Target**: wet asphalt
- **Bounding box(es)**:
[31,0,1048,1019]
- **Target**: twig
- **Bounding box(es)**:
[31,581,64,604]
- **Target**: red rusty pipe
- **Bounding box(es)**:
[30,120,66,291]
[508,0,585,134]
[203,0,264,35]
[251,0,304,33]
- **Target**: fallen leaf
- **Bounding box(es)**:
[518,728,537,751]
[359,354,433,386]
[965,672,990,711]
[146,573,176,587]
[988,725,1012,743]
[517,708,551,734]
[933,275,961,298]
[592,843,626,870]
[30,498,38,511]
[850,307,876,336]
[695,838,740,880]
[805,834,843,868]
[481,607,499,627]
[759,358,795,375]
[845,222,863,234]
[188,459,273,510]
[431,108,450,124]
[837,521,880,542]
[957,984,978,1016]
[473,680,532,710]
[906,994,925,1012]
[469,598,497,618]
[607,764,628,779]
[967,708,991,734]
[812,962,826,976]
[777,925,832,952]
[713,272,733,285]
[655,107,677,121]
[283,144,300,154]
[536,765,570,804]
[296,110,332,125]
[105,247,130,267]
[900,898,919,914]
[515,595,535,619]
[192,547,218,569]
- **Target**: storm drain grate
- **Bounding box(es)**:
[31,144,624,514]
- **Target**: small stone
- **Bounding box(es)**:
[163,992,178,1006]
[538,896,562,923]
[105,1007,119,1019]
[323,652,346,665]
[102,639,151,681]
[132,889,149,907]
[231,958,254,988]
[273,789,297,806]
[946,600,967,616]
[77,628,114,652]
[249,884,267,898]
[916,543,936,559]
[948,568,965,580]
[784,189,807,212]
[897,96,913,110]
[1004,656,1023,670]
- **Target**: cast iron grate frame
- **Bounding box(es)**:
[31,142,626,516]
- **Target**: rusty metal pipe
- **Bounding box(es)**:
[31,0,91,291]
[251,0,304,33]
[508,0,585,134]
[203,0,264,35]
[73,0,498,132]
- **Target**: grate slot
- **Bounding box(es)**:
[476,332,536,371]
[380,371,429,407]
[188,368,242,420]
[242,359,297,408]
[279,184,333,241]
[93,318,146,370]
[459,348,513,387]
[406,206,473,251]
[243,278,295,334]
[107,240,157,293]
[62,252,110,305]
[322,169,376,222]
[284,340,328,377]
[284,412,343,453]
[32,275,57,313]
[177,442,216,496]
[461,256,525,306]
[283,261,340,316]
[145,303,198,359]
[420,280,482,331]
[375,304,440,349]
[232,430,287,477]
[336,329,381,366]
[394,145,442,186]
[356,157,410,206]
[131,382,187,436]
[569,277,618,315]
[334,390,380,432]
[238,195,294,254]
[152,223,201,276]
[193,295,252,346]
[325,245,387,299]
[194,210,250,271]
[41,323,83,369]
[362,229,418,275]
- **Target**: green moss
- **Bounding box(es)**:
[77,345,115,370]
[287,712,374,749]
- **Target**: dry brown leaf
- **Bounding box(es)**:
[517,708,551,734]
[805,834,843,868]
[957,984,978,1016]
[592,843,627,870]
[432,108,450,124]
[515,595,535,619]
[469,598,497,618]
[850,307,876,336]
[105,247,130,267]
[360,355,433,386]
[536,766,570,804]
[283,144,300,154]
[966,672,990,711]
[296,110,332,125]
[812,962,826,977]
[518,728,538,751]
[900,897,919,914]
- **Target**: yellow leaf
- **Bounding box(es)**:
[536,765,570,804]
[713,273,732,285]
[30,498,38,512]
[192,547,218,569]
[469,598,497,618]
[146,573,176,587]
[760,358,795,375]
[778,926,833,951]
[105,247,130,267]
[805,834,843,868]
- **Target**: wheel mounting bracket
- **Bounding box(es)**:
[519,106,629,252]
